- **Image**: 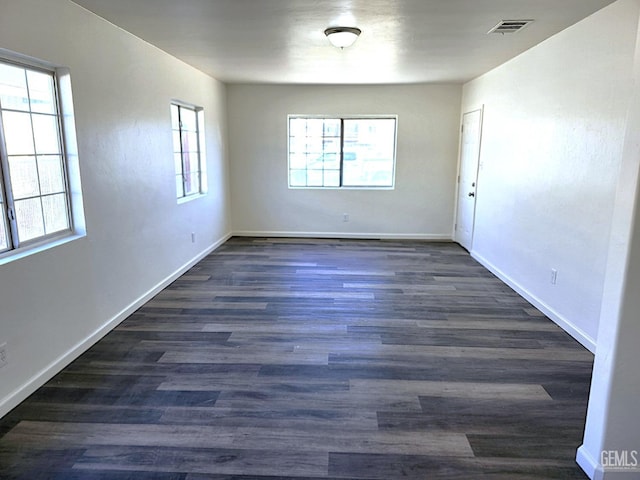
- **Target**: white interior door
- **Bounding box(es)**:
[455,108,483,251]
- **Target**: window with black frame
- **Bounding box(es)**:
[288,116,396,188]
[171,102,206,200]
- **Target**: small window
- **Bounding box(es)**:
[288,116,397,188]
[0,59,76,254]
[171,103,206,199]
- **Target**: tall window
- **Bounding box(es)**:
[288,116,397,188]
[171,103,205,199]
[0,59,72,254]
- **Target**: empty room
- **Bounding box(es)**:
[1,0,639,479]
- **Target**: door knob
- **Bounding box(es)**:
[468,192,475,197]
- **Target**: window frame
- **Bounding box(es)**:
[0,55,77,259]
[287,115,398,190]
[171,101,207,202]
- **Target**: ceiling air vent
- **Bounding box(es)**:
[488,20,534,34]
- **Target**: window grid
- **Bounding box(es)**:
[288,116,396,188]
[171,103,203,199]
[0,59,71,254]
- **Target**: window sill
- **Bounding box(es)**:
[0,231,86,266]
[177,192,207,205]
[288,186,395,191]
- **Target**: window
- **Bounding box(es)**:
[171,103,206,199]
[0,59,74,254]
[288,116,397,188]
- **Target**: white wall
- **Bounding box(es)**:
[0,0,231,416]
[227,84,461,239]
[461,0,639,350]
[578,7,640,476]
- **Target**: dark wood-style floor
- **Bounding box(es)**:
[0,237,593,479]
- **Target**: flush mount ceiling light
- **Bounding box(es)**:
[324,26,362,49]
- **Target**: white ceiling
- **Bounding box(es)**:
[71,0,616,84]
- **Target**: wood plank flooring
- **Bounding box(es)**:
[0,237,593,479]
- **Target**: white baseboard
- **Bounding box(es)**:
[578,445,600,479]
[471,251,596,353]
[232,230,453,241]
[577,445,640,480]
[0,232,232,419]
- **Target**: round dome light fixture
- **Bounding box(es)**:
[324,26,362,49]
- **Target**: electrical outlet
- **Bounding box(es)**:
[0,344,7,368]
[191,232,196,243]
[551,269,558,285]
[343,213,349,222]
